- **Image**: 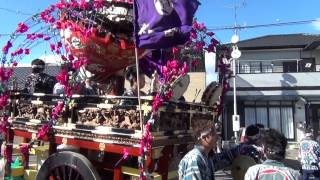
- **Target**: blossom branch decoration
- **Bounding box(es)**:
[138,59,188,179]
[138,19,224,179]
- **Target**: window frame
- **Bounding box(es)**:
[243,101,295,140]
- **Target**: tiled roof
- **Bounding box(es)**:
[225,33,320,50]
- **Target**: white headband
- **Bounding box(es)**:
[197,128,213,140]
[305,133,313,137]
[31,65,44,68]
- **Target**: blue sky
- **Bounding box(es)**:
[196,0,320,43]
[0,0,319,64]
[0,0,58,64]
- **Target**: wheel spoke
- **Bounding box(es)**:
[50,166,84,180]
[74,171,81,180]
[68,166,73,180]
[36,152,100,180]
[61,166,66,180]
[49,171,58,180]
[54,167,62,180]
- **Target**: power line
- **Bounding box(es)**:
[0,19,317,36]
[0,33,54,37]
[0,7,33,16]
[207,19,319,31]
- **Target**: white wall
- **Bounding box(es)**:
[239,49,301,61]
[233,72,320,88]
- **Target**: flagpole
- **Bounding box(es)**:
[134,47,144,133]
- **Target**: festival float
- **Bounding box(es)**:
[0,0,228,179]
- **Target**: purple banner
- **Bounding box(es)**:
[139,50,166,77]
[134,0,199,49]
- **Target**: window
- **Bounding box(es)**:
[283,61,297,73]
[262,62,273,73]
[256,107,268,127]
[250,62,261,73]
[244,101,294,139]
[238,60,309,73]
[299,58,315,72]
[245,108,255,126]
[281,107,294,139]
[239,61,272,73]
[269,107,281,132]
[240,62,250,73]
[272,61,283,72]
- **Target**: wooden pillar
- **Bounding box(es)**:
[113,167,122,180]
[157,146,174,180]
[5,127,14,176]
[20,143,30,169]
[48,129,56,155]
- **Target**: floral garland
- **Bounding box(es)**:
[17,0,108,160]
[0,0,99,168]
[138,20,221,179]
[138,59,188,179]
[189,19,219,53]
[0,1,229,179]
[216,53,233,118]
[0,0,138,172]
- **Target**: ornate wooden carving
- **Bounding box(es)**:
[77,108,141,130]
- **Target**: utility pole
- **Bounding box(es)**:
[225,0,246,142]
[230,35,241,142]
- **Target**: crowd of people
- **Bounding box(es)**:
[178,120,320,180]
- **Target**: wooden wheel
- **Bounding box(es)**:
[36,151,101,180]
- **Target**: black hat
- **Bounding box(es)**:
[31,59,45,73]
[31,59,45,68]
[245,124,260,137]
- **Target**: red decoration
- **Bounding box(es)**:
[64,21,146,81]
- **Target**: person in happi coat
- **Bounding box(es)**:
[245,128,300,180]
[178,119,258,180]
[299,127,320,180]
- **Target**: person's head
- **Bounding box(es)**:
[304,127,314,138]
[245,124,260,137]
[192,119,218,152]
[104,75,125,96]
[261,128,287,161]
[243,124,263,144]
[125,66,145,89]
[31,59,45,73]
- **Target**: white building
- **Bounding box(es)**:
[222,33,320,141]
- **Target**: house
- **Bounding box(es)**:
[222,33,320,141]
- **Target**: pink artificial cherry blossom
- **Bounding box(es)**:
[24,49,30,55]
[16,22,29,33]
[37,123,50,139]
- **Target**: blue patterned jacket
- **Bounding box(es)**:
[178,145,242,180]
[299,137,320,170]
